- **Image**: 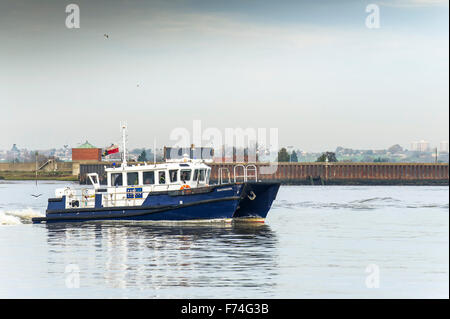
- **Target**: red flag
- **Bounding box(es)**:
[103,144,119,156]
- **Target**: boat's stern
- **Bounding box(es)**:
[32,188,72,223]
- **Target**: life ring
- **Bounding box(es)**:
[180,185,191,190]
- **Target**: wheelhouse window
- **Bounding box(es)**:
[143,171,155,185]
[127,172,138,186]
[158,171,166,184]
[199,169,206,182]
[111,173,123,186]
[169,169,178,183]
[193,169,198,181]
[192,169,206,182]
[180,169,191,182]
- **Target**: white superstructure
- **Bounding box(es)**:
[55,125,212,209]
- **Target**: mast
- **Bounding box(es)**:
[121,122,127,167]
[153,137,156,165]
[35,151,38,186]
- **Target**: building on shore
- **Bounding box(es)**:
[411,140,431,152]
[72,141,102,162]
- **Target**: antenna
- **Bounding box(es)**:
[31,151,42,198]
[35,151,38,186]
[153,137,156,165]
[120,122,128,167]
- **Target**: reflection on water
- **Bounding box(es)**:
[44,222,278,297]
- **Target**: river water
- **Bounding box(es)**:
[0,181,448,298]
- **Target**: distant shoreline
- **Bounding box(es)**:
[0,176,447,186]
[0,171,77,181]
[1,161,448,186]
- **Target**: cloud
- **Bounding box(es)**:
[378,0,449,7]
[133,9,374,53]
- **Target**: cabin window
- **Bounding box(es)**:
[158,171,166,184]
[111,173,123,186]
[169,169,178,183]
[180,169,191,182]
[192,169,206,182]
[143,171,155,185]
[127,172,138,186]
[199,169,206,182]
[193,169,198,181]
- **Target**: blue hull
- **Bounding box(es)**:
[32,182,279,224]
[36,198,240,223]
[33,184,242,223]
[233,182,281,220]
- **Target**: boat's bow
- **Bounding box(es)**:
[232,182,280,221]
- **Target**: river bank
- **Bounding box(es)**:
[0,171,78,181]
[1,162,448,185]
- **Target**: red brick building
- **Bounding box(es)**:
[72,141,102,161]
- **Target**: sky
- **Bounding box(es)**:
[0,0,448,152]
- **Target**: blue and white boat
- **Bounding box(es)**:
[32,126,280,224]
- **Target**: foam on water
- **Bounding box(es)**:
[0,208,44,225]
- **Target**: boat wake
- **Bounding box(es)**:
[0,208,44,225]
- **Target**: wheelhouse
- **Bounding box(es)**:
[105,162,212,189]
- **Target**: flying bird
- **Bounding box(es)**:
[104,34,109,39]
[31,194,42,198]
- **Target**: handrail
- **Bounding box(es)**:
[37,159,54,171]
[246,164,258,182]
[233,164,246,183]
[67,188,147,208]
[218,167,231,185]
[231,164,259,183]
